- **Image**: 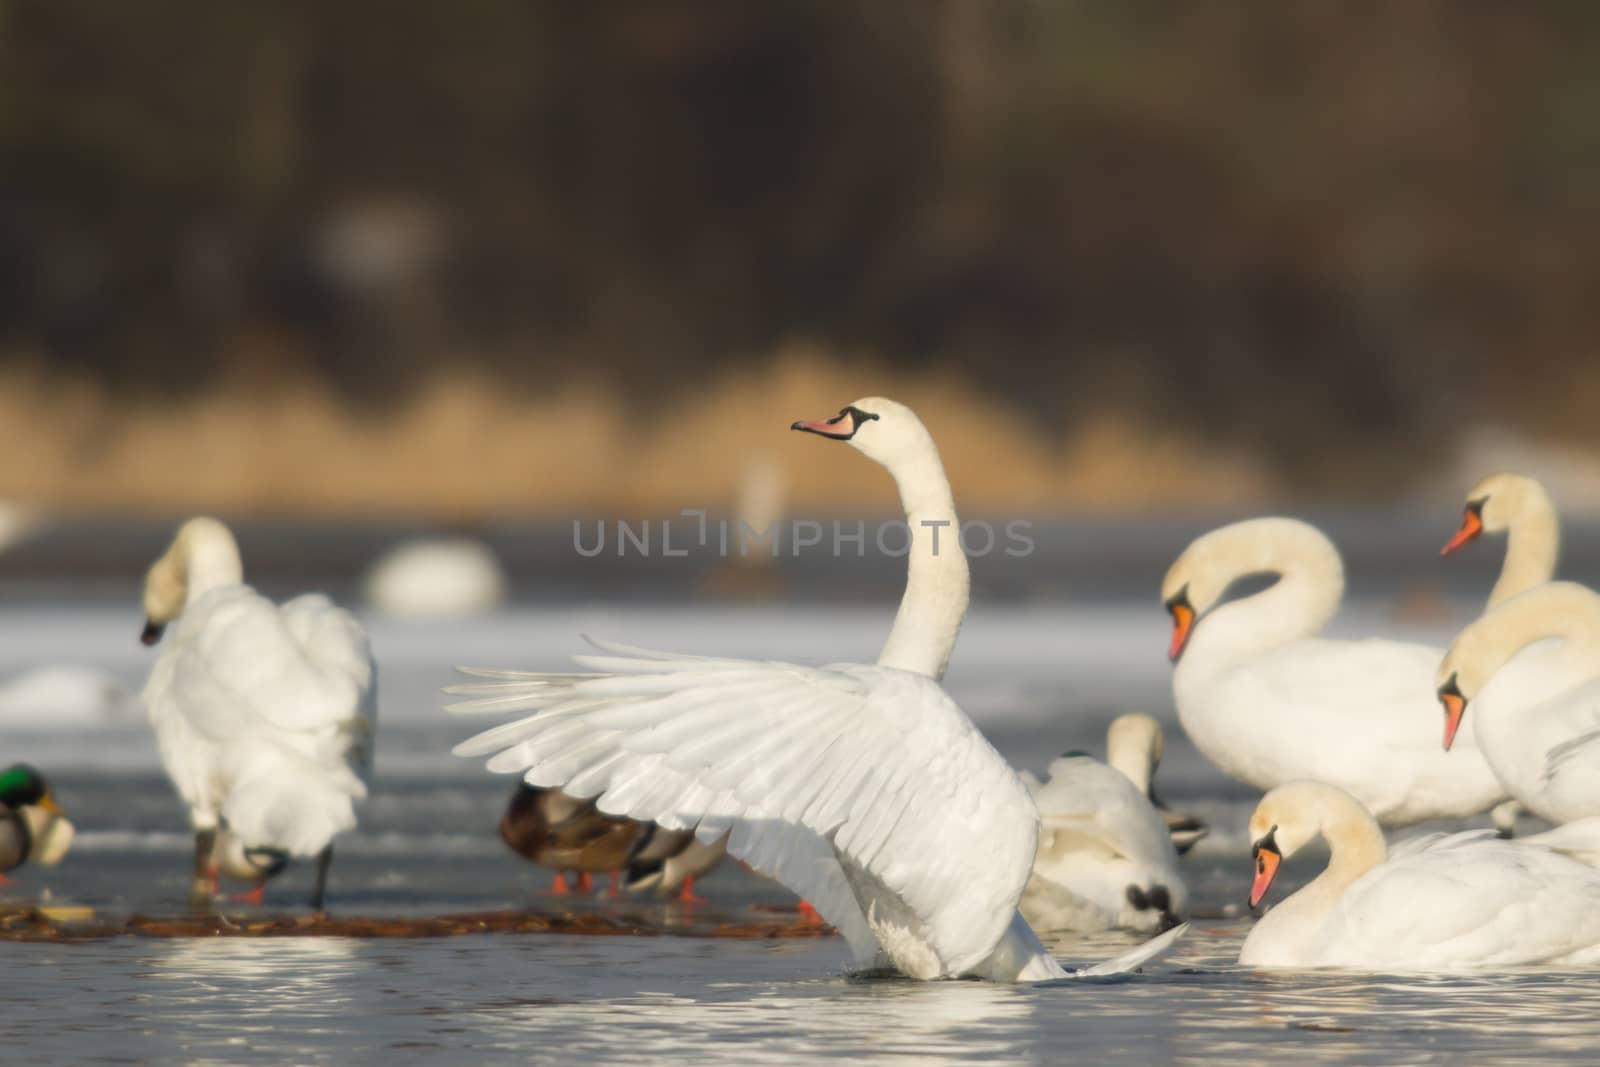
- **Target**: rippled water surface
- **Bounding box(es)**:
[4,603,1597,1065]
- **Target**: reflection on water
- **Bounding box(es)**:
[5,927,1600,1065]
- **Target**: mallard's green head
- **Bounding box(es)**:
[0,764,60,814]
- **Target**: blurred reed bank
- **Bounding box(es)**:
[3,3,1599,516]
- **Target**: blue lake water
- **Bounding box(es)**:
[2,602,1595,1065]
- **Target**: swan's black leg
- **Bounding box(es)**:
[189,827,218,909]
[310,845,333,911]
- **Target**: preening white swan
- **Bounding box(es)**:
[1441,472,1560,609]
[1019,713,1189,933]
[1437,581,1600,826]
[450,398,1185,981]
[1240,781,1600,969]
[1162,517,1505,825]
[140,517,377,908]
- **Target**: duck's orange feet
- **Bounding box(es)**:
[550,872,573,895]
[605,869,622,899]
[577,871,595,893]
[0,872,13,886]
[798,899,823,923]
[675,876,708,905]
[229,883,266,906]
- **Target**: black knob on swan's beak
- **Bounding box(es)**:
[140,620,165,646]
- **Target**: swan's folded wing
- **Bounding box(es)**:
[1543,726,1600,788]
[1033,757,1172,870]
[177,591,373,742]
[448,640,1039,976]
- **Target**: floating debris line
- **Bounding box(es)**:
[0,904,836,943]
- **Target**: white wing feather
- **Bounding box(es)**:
[449,639,1040,976]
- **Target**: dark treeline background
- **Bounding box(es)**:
[3,1,1599,481]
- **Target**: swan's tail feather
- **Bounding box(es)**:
[1074,922,1189,978]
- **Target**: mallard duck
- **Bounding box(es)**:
[0,764,74,879]
[499,784,728,900]
[621,825,728,903]
[500,784,642,894]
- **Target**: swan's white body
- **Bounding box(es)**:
[1441,582,1600,826]
[1165,518,1505,825]
[1241,782,1600,970]
[364,537,508,619]
[142,519,377,857]
[1019,715,1188,933]
[450,399,1185,982]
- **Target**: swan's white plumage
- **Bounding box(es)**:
[451,639,1038,978]
[1166,518,1505,825]
[1241,782,1600,970]
[1019,751,1187,933]
[1442,582,1600,826]
[1247,829,1600,969]
[145,586,376,857]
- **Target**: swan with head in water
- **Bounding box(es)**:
[140,517,377,909]
[1019,713,1193,934]
[449,398,1185,982]
[1162,517,1506,825]
[1241,781,1600,969]
[1436,581,1600,827]
[1441,472,1560,610]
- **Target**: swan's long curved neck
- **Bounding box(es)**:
[875,449,969,681]
[1457,583,1600,682]
[1187,524,1344,670]
[1271,800,1386,935]
[175,518,245,605]
[1490,500,1560,609]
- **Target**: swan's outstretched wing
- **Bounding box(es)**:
[448,639,1039,976]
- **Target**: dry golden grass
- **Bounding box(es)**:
[1,345,1271,517]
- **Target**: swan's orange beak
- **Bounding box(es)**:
[1440,687,1468,751]
[1441,505,1484,556]
[1249,843,1281,908]
[1167,602,1195,662]
[791,411,858,440]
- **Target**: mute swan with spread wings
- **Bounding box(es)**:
[450,398,1185,981]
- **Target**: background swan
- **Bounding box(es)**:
[141,516,377,909]
[363,536,508,619]
[1019,713,1188,933]
[1241,781,1600,969]
[449,398,1184,981]
[1441,472,1559,609]
[1162,517,1505,825]
[1437,581,1600,826]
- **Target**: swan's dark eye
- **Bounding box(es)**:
[841,405,879,426]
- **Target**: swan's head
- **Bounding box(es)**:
[791,397,932,469]
[1441,472,1550,555]
[212,829,290,883]
[1246,781,1348,908]
[141,517,242,645]
[1433,580,1600,750]
[1160,526,1247,663]
[1105,712,1163,791]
